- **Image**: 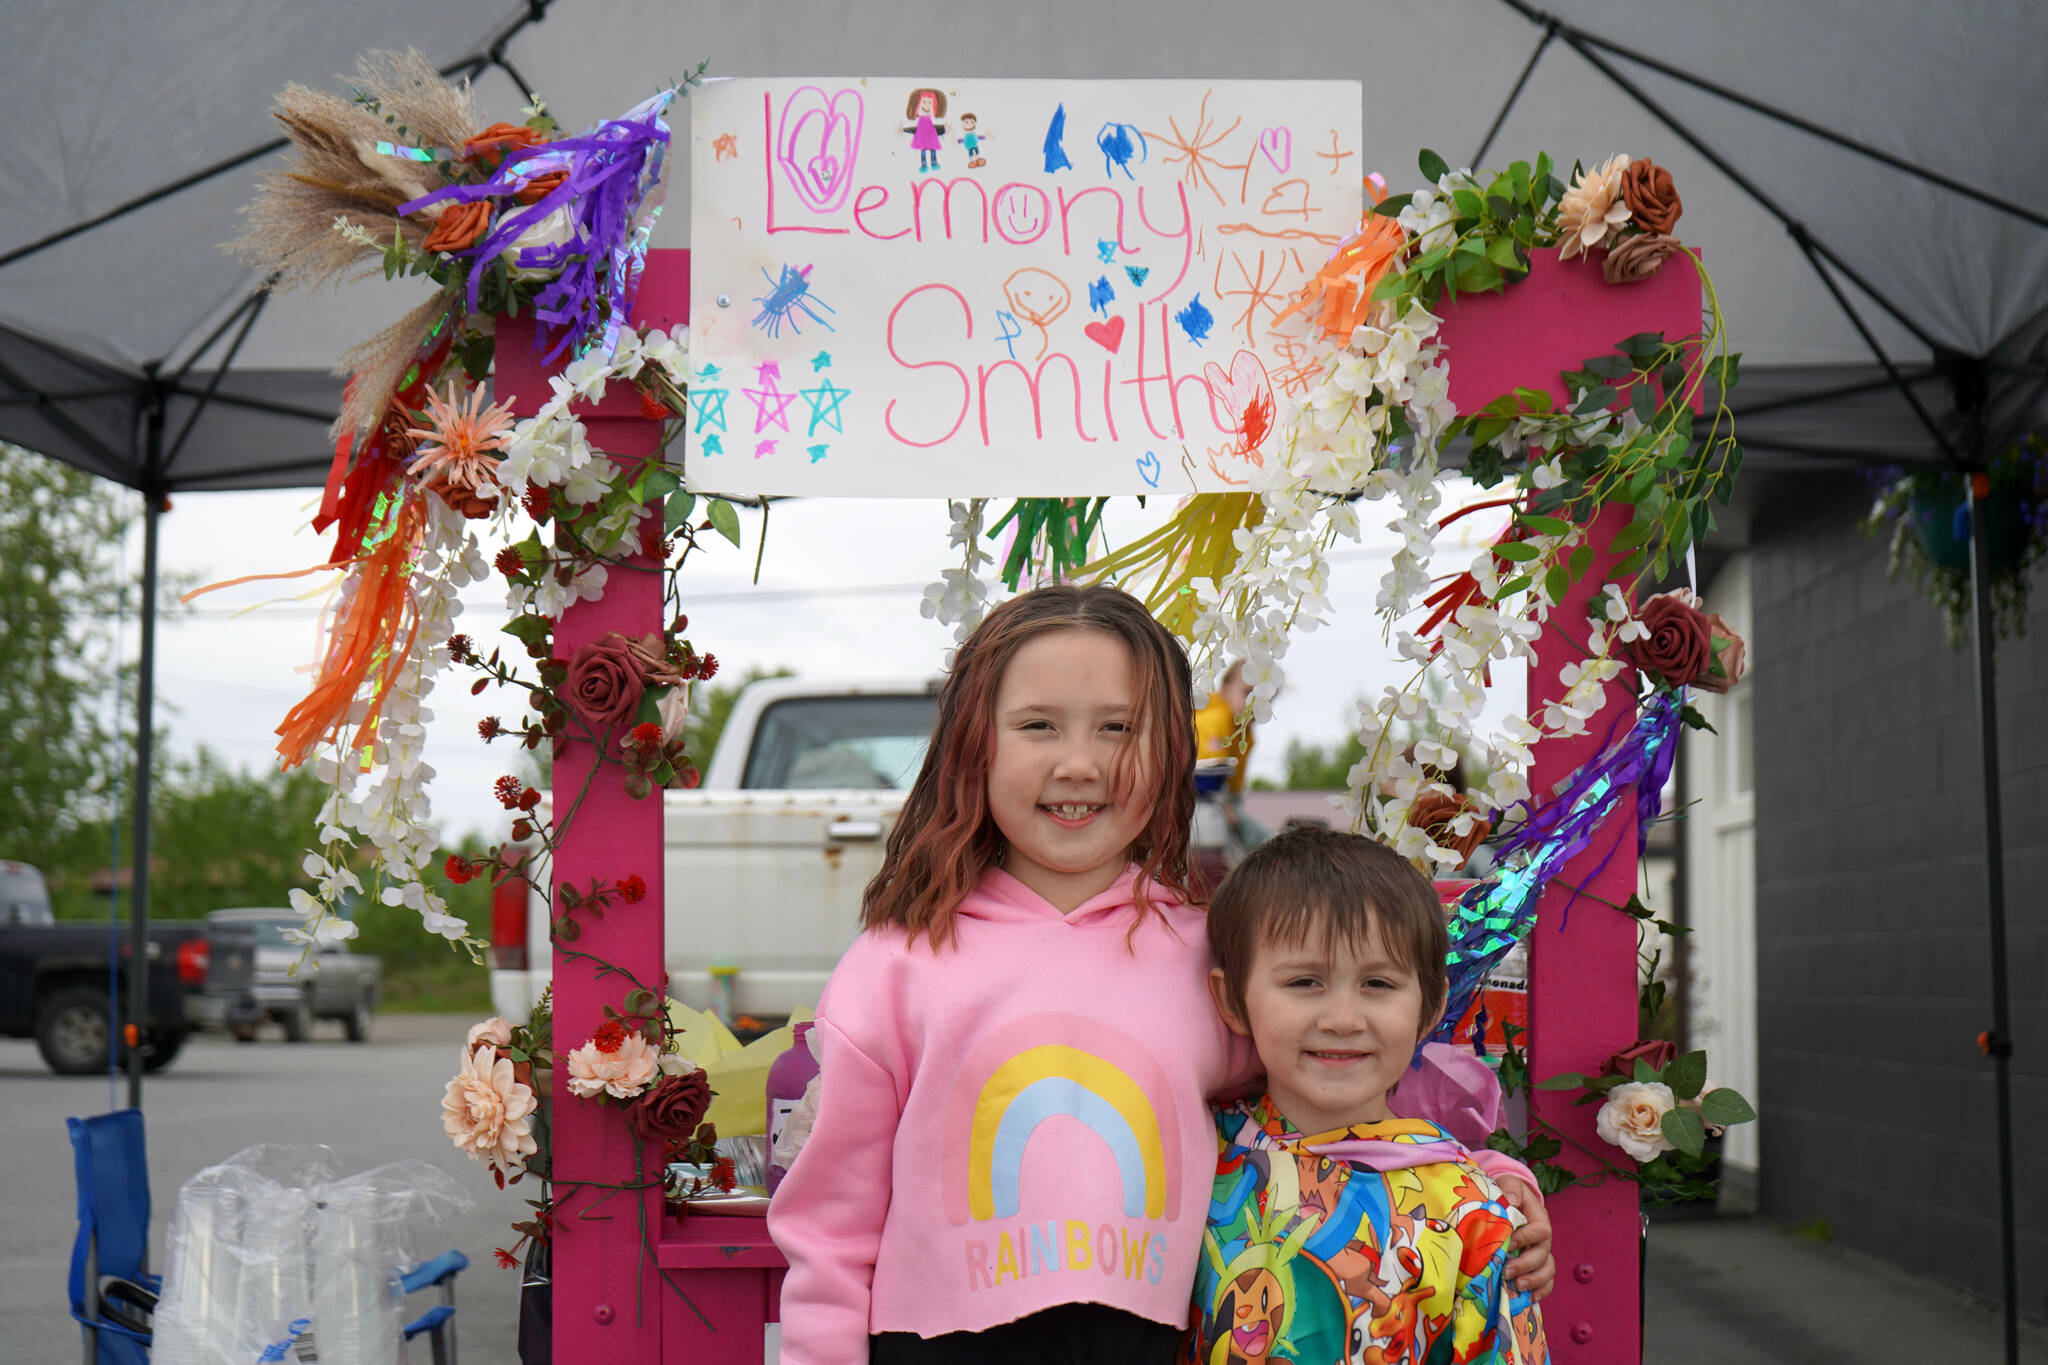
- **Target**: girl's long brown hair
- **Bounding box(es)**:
[862,584,1198,949]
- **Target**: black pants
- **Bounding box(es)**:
[871,1302,1184,1364]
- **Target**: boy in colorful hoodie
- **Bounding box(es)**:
[1190,825,1548,1364]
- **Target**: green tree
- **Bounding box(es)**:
[0,444,135,863]
[1281,733,1369,789]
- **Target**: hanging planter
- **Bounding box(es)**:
[1866,435,2048,646]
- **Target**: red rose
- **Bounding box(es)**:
[564,633,645,736]
[627,1070,713,1144]
[1599,1038,1677,1078]
[1623,591,1713,687]
[1404,791,1493,862]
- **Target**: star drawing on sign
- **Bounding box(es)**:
[755,439,777,458]
[808,443,829,462]
[743,361,799,434]
[686,386,730,434]
[811,350,834,372]
[798,377,851,437]
[700,434,723,455]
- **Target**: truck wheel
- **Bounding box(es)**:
[345,992,373,1043]
[35,987,116,1075]
[142,1028,187,1073]
[283,990,314,1043]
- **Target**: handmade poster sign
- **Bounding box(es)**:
[689,78,1363,495]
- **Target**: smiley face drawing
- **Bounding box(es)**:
[1000,268,1071,361]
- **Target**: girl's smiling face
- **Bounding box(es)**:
[916,92,937,118]
[986,628,1156,912]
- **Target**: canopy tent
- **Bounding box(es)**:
[3,0,2042,1354]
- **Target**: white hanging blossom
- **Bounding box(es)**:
[921,499,996,649]
[296,324,692,946]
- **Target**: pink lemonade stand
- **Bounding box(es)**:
[497,246,1700,1364]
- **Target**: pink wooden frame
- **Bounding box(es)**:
[499,246,1701,1363]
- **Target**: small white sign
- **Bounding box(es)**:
[689,78,1363,496]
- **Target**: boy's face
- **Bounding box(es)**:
[1210,917,1437,1136]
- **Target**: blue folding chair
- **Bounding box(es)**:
[66,1109,157,1365]
[70,1108,469,1363]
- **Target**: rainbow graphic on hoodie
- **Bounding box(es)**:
[943,1012,1182,1227]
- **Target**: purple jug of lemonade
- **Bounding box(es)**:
[766,1021,820,1194]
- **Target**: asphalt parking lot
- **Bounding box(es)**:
[1,1015,520,1364]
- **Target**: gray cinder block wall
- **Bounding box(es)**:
[1750,475,2046,1319]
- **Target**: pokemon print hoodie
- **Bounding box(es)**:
[769,866,1538,1361]
[1188,1096,1548,1365]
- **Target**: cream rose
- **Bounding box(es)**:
[467,1015,514,1050]
[565,1030,660,1100]
[499,206,580,281]
[1596,1080,1677,1162]
[442,1043,539,1173]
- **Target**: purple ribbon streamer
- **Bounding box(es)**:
[397,89,676,363]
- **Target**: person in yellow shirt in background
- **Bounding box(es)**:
[1193,660,1254,794]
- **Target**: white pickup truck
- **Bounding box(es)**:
[489,676,940,1022]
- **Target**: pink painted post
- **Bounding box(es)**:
[1436,251,1700,1363]
[495,250,690,1365]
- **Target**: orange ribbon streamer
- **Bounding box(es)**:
[1272,179,1408,342]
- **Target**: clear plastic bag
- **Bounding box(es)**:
[152,1145,471,1364]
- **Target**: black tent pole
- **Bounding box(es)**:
[1961,400,2019,1365]
[125,380,165,1111]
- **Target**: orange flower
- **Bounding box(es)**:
[462,122,545,162]
[407,383,517,517]
[1405,790,1493,862]
[422,200,491,254]
[1620,160,1683,236]
[516,170,569,205]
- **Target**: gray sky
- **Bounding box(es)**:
[130,484,1517,845]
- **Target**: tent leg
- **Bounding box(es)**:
[126,394,164,1113]
[1964,472,2018,1365]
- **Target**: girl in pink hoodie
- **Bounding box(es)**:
[769,585,1550,1363]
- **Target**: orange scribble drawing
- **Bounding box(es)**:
[713,132,740,161]
[1259,178,1314,220]
[1263,331,1324,400]
[1316,130,1355,176]
[1002,268,1072,361]
[1146,89,1245,208]
[1215,249,1295,346]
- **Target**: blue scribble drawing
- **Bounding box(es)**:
[808,443,830,463]
[1124,265,1151,288]
[1088,276,1116,316]
[743,360,799,434]
[755,438,778,458]
[1042,104,1073,173]
[1174,293,1215,346]
[695,363,722,380]
[994,309,1024,360]
[1096,122,1147,180]
[751,264,837,339]
[700,434,723,456]
[810,350,834,372]
[1095,238,1119,264]
[798,377,852,436]
[687,385,730,434]
[1135,451,1162,488]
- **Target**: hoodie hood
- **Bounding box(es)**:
[957,864,1199,932]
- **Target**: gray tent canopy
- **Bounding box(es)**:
[3,0,2042,1354]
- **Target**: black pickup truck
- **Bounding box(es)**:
[0,911,209,1075]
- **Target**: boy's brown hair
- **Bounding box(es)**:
[1208,824,1449,1032]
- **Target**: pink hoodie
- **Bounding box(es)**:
[768,866,1536,1360]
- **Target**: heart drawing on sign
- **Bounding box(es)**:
[1135,451,1162,487]
[776,86,865,213]
[1257,126,1292,174]
[1083,316,1126,353]
[1203,350,1276,450]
